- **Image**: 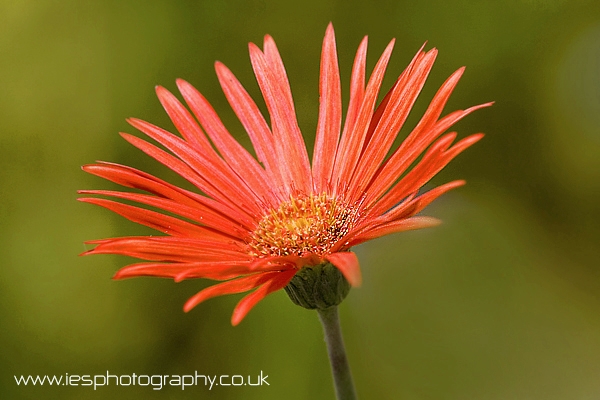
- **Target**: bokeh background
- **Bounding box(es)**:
[2,0,600,398]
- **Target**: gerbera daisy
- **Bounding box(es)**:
[79,23,491,326]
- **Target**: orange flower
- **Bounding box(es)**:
[79,23,491,325]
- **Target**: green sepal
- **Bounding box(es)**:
[284,262,350,310]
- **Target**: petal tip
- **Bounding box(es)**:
[214,60,225,71]
[183,299,195,313]
[325,22,335,34]
[325,252,362,288]
[112,270,125,280]
[175,78,189,88]
[231,313,243,326]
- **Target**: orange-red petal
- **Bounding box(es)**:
[230,269,297,325]
[325,252,362,287]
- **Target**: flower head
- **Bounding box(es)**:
[79,24,491,325]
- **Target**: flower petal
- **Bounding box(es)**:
[120,128,260,218]
[249,42,312,194]
[392,133,484,207]
[348,216,442,247]
[263,35,296,112]
[114,261,256,281]
[176,79,277,207]
[341,36,368,149]
[230,269,297,326]
[183,270,290,312]
[332,39,395,194]
[83,236,248,262]
[312,23,342,192]
[365,102,492,208]
[368,132,485,217]
[349,48,438,199]
[325,251,362,287]
[79,189,248,237]
[409,180,466,216]
[155,85,213,153]
[215,62,286,199]
[78,197,227,240]
[82,162,254,229]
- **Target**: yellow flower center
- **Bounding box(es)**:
[248,193,360,258]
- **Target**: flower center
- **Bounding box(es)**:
[248,193,360,258]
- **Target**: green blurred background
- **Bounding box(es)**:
[2,0,600,398]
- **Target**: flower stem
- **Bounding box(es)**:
[317,306,357,400]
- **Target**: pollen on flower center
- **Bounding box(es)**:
[248,193,360,258]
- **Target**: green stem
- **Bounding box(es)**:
[317,306,357,400]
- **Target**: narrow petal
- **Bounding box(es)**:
[348,216,442,247]
[366,194,418,227]
[393,133,484,206]
[79,190,248,237]
[263,35,296,114]
[357,44,428,150]
[380,180,465,224]
[409,180,466,216]
[87,235,243,251]
[249,44,296,192]
[156,84,271,208]
[312,23,342,192]
[83,236,249,262]
[393,67,466,153]
[230,269,297,325]
[83,163,199,207]
[127,118,252,201]
[83,162,255,229]
[249,42,312,194]
[215,62,286,198]
[367,132,460,217]
[349,48,438,199]
[364,102,493,208]
[183,271,289,312]
[340,36,368,148]
[78,197,227,240]
[332,39,395,193]
[350,180,465,238]
[155,85,269,211]
[325,251,362,287]
[114,261,256,281]
[173,262,285,282]
[121,126,261,218]
[155,85,213,153]
[176,79,276,206]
